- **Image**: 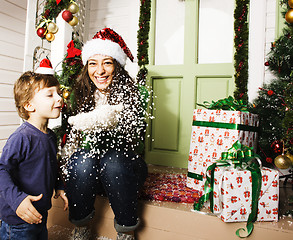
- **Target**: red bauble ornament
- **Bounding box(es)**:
[267,90,274,96]
[264,61,270,66]
[266,157,273,163]
[62,10,73,22]
[37,27,46,38]
[271,140,283,154]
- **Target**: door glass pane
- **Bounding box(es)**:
[198,0,234,64]
[155,0,185,65]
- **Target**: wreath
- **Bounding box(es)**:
[36,0,79,42]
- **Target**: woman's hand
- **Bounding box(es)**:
[68,104,124,131]
[54,190,68,211]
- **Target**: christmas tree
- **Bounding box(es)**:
[251,0,293,169]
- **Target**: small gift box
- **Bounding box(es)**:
[211,167,279,222]
[194,141,279,238]
[187,97,259,193]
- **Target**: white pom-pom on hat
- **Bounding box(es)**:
[82,28,134,67]
[35,58,55,75]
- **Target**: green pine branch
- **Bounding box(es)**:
[233,0,249,102]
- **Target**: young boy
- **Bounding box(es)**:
[0,60,68,240]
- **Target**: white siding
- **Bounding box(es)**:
[264,0,278,84]
[0,0,27,153]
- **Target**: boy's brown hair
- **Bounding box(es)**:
[14,71,60,120]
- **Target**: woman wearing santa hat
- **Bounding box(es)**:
[64,28,148,240]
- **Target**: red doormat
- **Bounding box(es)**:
[139,172,200,203]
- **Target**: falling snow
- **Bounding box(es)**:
[59,72,154,181]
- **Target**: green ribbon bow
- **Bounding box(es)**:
[197,96,248,111]
[193,141,262,238]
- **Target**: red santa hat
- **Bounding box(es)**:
[35,58,55,75]
[82,28,134,67]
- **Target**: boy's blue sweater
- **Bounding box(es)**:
[0,121,64,225]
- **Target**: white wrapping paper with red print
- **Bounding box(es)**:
[207,167,279,222]
[186,109,259,193]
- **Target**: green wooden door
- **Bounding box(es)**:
[145,0,235,168]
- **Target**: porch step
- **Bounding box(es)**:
[48,165,293,240]
[48,195,292,240]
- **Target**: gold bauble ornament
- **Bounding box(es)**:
[47,22,58,34]
[289,0,293,8]
[68,2,79,14]
[285,9,293,24]
[285,153,293,164]
[274,154,292,169]
[68,16,78,26]
[45,32,55,42]
[63,89,70,99]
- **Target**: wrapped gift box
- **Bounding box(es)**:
[207,167,279,222]
[187,109,259,193]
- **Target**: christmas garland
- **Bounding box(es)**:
[54,38,83,146]
[233,0,249,103]
[136,0,151,86]
[56,38,82,91]
[36,0,79,42]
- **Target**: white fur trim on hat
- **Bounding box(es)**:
[82,38,127,66]
[35,67,55,75]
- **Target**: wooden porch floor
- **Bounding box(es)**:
[48,165,293,240]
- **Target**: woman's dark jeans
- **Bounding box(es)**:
[65,148,148,232]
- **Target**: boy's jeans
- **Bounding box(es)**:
[0,219,48,240]
[66,148,148,232]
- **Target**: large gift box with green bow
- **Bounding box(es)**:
[187,97,259,193]
[194,141,279,238]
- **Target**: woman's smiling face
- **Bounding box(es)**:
[87,54,115,92]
